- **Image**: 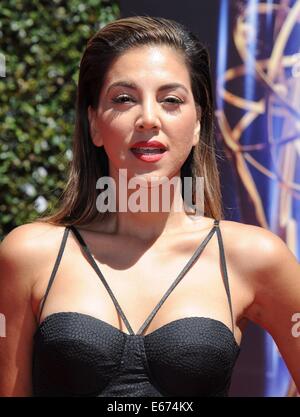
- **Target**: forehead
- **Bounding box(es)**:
[102,45,191,87]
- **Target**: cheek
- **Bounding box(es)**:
[167,113,197,147]
[98,114,129,144]
[98,117,131,162]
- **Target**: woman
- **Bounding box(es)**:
[0,16,299,397]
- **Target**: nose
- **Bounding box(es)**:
[135,98,161,131]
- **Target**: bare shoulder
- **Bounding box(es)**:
[0,221,67,396]
[0,221,67,287]
[219,218,300,319]
[1,220,66,250]
[217,218,291,277]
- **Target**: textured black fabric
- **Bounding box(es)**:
[32,219,240,397]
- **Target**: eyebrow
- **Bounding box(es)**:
[107,81,189,94]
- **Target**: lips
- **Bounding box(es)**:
[130,140,167,162]
[131,148,165,154]
[130,140,167,152]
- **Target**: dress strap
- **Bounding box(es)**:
[66,220,234,337]
[214,220,235,334]
[38,227,70,324]
[69,225,135,335]
[136,220,218,335]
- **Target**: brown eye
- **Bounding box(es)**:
[164,97,183,104]
[112,94,135,103]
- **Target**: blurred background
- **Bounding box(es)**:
[0,0,299,396]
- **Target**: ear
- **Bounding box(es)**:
[88,105,103,147]
[192,106,201,146]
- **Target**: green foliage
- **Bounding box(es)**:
[0,0,120,240]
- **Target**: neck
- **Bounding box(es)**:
[94,168,203,241]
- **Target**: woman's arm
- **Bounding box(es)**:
[244,227,300,392]
[0,225,40,396]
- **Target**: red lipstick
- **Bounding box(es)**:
[130,141,167,163]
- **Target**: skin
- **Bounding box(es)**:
[0,45,300,396]
[88,45,201,241]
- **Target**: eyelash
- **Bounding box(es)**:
[111,94,184,105]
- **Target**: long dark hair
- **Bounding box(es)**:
[38,16,222,226]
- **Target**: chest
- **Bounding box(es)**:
[31,227,249,345]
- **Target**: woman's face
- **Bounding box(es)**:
[88,45,201,183]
